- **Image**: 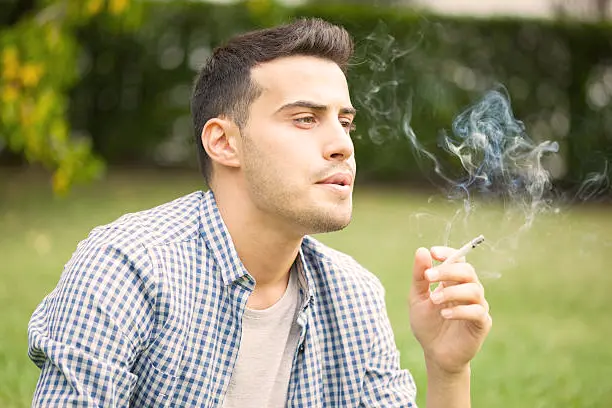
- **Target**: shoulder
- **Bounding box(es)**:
[59,191,206,284]
[48,192,207,331]
[82,191,205,251]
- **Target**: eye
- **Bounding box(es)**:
[340,120,356,132]
[294,116,316,126]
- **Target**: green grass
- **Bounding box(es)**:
[1,168,611,407]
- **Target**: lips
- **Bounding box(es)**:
[317,172,354,187]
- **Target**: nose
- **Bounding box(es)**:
[323,122,355,162]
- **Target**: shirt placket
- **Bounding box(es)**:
[216,275,254,408]
[287,282,325,407]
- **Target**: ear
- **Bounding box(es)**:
[201,118,241,169]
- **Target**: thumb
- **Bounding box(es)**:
[411,247,433,299]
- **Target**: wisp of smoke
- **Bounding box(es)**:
[575,161,610,201]
[354,22,561,221]
[355,20,611,279]
[440,87,559,229]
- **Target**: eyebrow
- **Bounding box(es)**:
[276,100,357,116]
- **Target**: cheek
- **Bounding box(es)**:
[263,130,318,167]
[348,155,357,168]
[243,121,321,180]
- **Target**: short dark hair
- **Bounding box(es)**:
[190,18,354,183]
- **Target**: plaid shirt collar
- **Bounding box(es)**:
[198,189,316,305]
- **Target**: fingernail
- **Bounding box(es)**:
[426,268,439,281]
[430,291,444,304]
[441,309,453,318]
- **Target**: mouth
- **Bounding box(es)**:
[316,172,354,189]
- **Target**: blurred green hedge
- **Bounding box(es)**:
[69,2,612,196]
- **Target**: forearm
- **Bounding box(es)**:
[425,362,471,408]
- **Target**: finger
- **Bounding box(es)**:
[431,247,465,289]
[440,304,491,326]
[431,246,466,263]
[425,262,478,284]
[411,247,433,298]
[429,282,484,306]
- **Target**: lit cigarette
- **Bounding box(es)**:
[441,235,485,265]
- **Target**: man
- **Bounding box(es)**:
[28,18,491,407]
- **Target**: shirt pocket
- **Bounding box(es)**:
[130,355,177,407]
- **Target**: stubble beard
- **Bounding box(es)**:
[290,200,352,235]
[241,136,352,236]
[246,172,353,236]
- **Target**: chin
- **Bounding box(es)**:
[325,218,351,233]
[304,211,352,235]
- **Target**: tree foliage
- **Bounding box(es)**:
[0,0,142,194]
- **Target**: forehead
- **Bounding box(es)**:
[250,56,352,110]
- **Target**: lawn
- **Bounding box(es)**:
[1,168,611,407]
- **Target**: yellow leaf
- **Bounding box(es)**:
[109,0,128,15]
[35,89,55,123]
[2,65,19,80]
[52,169,70,195]
[21,64,45,88]
[2,47,20,80]
[50,118,68,144]
[19,100,34,126]
[247,0,271,15]
[86,0,105,16]
[2,47,19,66]
[1,85,19,103]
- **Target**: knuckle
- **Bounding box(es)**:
[475,282,485,300]
[450,263,477,280]
[479,304,489,318]
[472,284,483,301]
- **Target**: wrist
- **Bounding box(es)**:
[425,357,471,380]
[425,362,471,408]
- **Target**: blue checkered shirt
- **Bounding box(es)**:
[28,190,417,407]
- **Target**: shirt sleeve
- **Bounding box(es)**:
[28,230,156,407]
[359,281,418,407]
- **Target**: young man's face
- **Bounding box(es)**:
[238,55,356,235]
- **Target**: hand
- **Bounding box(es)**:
[409,246,492,375]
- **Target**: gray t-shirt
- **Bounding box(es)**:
[222,267,301,408]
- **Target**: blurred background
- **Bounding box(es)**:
[1,0,611,406]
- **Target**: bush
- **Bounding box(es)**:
[68,2,612,196]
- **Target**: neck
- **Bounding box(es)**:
[213,184,302,293]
